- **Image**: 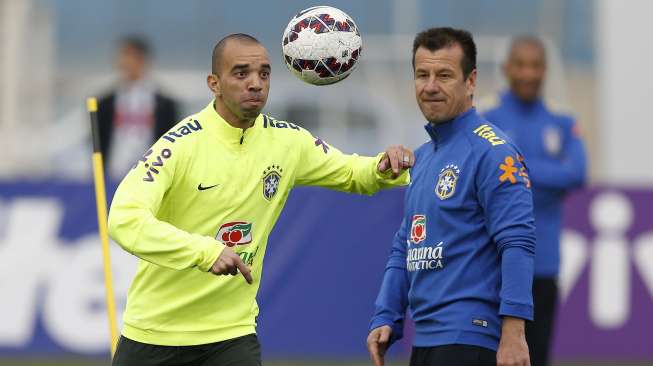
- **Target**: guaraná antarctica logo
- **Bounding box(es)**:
[410,214,426,244]
[216,221,253,247]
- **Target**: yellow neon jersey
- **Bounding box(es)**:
[108,101,409,346]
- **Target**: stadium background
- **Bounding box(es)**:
[1,0,651,365]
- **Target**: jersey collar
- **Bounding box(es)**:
[424,106,477,147]
[503,90,544,112]
[200,100,262,145]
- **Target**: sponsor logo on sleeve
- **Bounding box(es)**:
[473,124,506,146]
[132,148,173,182]
[161,119,202,143]
[131,119,203,182]
[263,115,300,130]
[314,137,329,154]
[499,155,531,188]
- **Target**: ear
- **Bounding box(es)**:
[207,73,221,97]
[466,69,477,98]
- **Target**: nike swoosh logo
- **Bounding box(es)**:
[197,183,219,191]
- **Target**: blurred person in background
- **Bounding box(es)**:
[481,36,587,366]
[367,27,535,366]
[97,35,179,179]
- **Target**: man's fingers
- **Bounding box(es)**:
[371,350,384,366]
[389,149,400,175]
[378,327,390,344]
[379,146,414,176]
[368,341,383,366]
[402,148,415,168]
[235,257,253,284]
[378,154,390,172]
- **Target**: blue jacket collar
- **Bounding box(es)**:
[424,106,477,145]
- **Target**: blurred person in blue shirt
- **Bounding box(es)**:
[481,36,587,366]
[367,27,536,366]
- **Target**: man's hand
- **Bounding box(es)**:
[367,325,392,366]
[209,246,253,284]
[378,145,414,178]
[497,317,530,366]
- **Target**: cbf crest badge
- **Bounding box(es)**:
[435,164,460,200]
[262,165,283,201]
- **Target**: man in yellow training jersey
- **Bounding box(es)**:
[108,33,412,366]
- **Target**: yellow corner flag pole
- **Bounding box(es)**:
[87,97,119,356]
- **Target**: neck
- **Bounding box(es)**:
[213,100,255,129]
[509,90,539,104]
[430,103,474,126]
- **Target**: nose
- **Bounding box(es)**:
[248,75,263,92]
[423,76,441,94]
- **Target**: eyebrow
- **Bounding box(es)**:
[230,63,272,72]
[231,64,250,72]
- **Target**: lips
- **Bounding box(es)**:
[423,99,446,106]
[243,95,264,103]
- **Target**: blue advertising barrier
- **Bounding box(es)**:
[0,181,411,358]
[1,182,652,360]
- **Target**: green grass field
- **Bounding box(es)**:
[1,360,652,366]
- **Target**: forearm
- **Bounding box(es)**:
[502,316,526,337]
[108,199,223,272]
[298,153,409,194]
[353,153,410,193]
[370,266,408,343]
[499,245,534,320]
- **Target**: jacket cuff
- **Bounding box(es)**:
[197,238,225,272]
[499,300,534,321]
[373,152,411,186]
[370,317,404,344]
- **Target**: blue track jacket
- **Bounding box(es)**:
[370,107,536,351]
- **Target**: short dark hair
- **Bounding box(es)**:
[119,35,151,59]
[412,27,477,79]
[212,33,261,74]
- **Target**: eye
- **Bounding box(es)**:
[260,71,270,79]
[235,71,247,78]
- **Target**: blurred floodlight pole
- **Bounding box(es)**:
[0,0,27,174]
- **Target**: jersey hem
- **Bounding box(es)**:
[413,330,499,351]
[122,323,256,346]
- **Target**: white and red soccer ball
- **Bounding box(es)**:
[282,6,362,85]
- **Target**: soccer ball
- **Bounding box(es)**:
[282,6,362,85]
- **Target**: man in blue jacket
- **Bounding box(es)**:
[367,27,536,366]
[482,37,587,366]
